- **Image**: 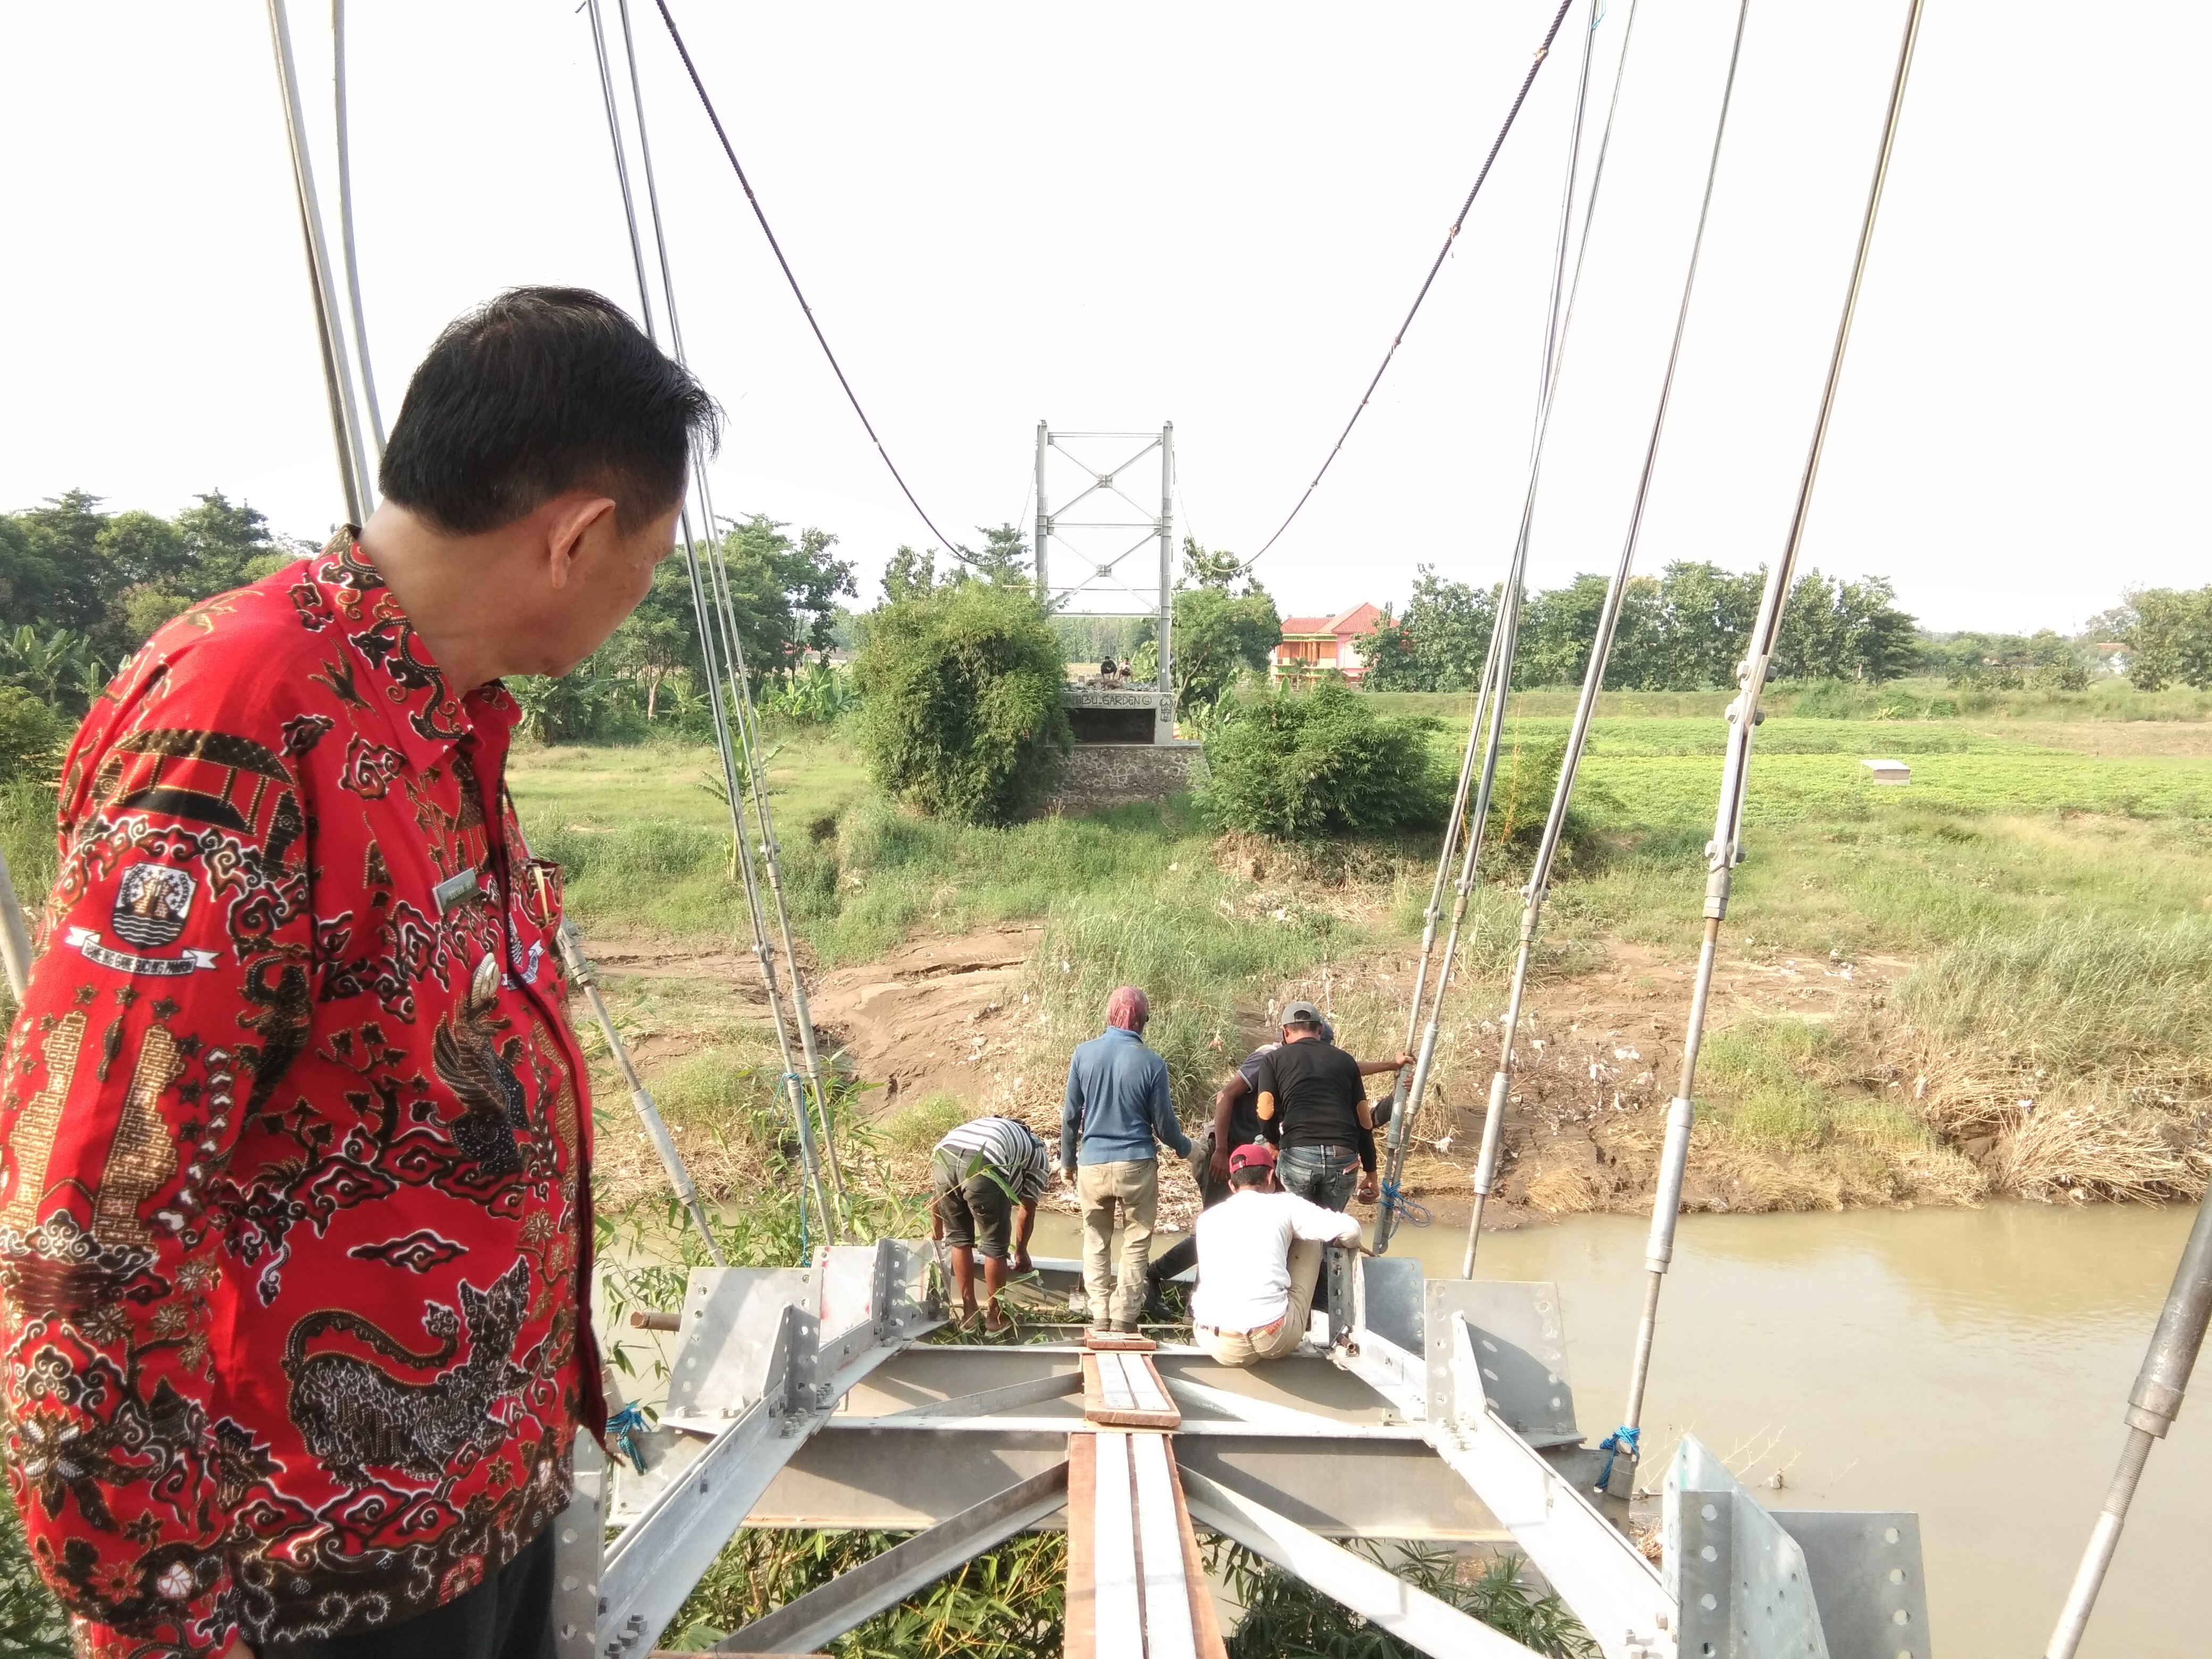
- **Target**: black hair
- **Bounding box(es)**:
[1229,1164,1272,1188]
[379,287,721,535]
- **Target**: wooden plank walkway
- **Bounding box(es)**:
[1065,1431,1225,1659]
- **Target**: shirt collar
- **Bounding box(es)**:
[1101,1026,1142,1042]
[290,528,520,771]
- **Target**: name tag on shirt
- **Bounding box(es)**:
[432,868,484,916]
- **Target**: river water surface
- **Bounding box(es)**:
[1109,1203,2211,1657]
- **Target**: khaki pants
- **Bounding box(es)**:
[1198,1238,1323,1367]
[1077,1159,1157,1327]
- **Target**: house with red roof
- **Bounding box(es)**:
[1270,602,1385,682]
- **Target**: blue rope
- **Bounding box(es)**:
[1379,1179,1432,1227]
[607,1402,652,1473]
[1594,1423,1639,1493]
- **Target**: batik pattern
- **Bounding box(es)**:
[0,535,596,1657]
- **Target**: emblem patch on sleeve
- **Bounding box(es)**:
[65,864,217,976]
[112,865,196,948]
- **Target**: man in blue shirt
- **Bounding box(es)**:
[1060,984,1192,1334]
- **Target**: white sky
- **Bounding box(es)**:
[2,2,2204,635]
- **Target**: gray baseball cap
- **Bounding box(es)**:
[1280,999,1325,1029]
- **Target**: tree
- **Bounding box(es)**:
[1360,567,1497,692]
[1136,538,1279,711]
[602,557,700,719]
[171,492,304,597]
[1179,536,1244,591]
[0,626,103,709]
[1167,585,1280,710]
[1201,681,1449,841]
[948,523,1033,585]
[0,684,66,780]
[2122,585,2212,691]
[1516,574,1610,689]
[0,491,308,671]
[853,581,1070,824]
[883,545,939,603]
[1640,563,1763,690]
[718,516,855,675]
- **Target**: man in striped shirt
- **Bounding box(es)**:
[930,1115,1052,1331]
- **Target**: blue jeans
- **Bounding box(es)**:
[1278,1143,1359,1211]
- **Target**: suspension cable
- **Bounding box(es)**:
[1457,0,1753,1293]
[612,0,851,1216]
[331,0,386,455]
[1373,0,1635,1253]
[1612,0,1928,1504]
[265,0,375,524]
[583,0,839,1248]
[1238,0,1577,574]
[649,0,960,555]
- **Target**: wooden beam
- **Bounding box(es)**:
[1084,1351,1181,1431]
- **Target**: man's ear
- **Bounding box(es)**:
[543,495,620,590]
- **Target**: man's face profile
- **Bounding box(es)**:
[537,496,684,678]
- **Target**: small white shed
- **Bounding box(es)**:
[1861,758,1911,785]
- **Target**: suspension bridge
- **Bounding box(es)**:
[0,1,2200,1655]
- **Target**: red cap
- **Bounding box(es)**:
[1227,1143,1277,1175]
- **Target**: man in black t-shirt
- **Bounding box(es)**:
[1143,1022,1333,1306]
[1255,1001,1408,1211]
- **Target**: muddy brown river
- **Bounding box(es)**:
[1085,1202,2209,1656]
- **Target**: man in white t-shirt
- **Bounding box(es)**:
[1191,1142,1362,1365]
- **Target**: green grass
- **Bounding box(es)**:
[882,1091,970,1152]
[1699,1018,1839,1150]
[508,692,2212,1149]
[1901,914,2212,1085]
[1027,892,1358,1118]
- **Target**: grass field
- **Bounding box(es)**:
[507,682,2212,1214]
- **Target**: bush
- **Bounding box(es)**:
[1200,681,1449,841]
[853,583,1069,825]
[508,653,647,746]
[0,686,64,783]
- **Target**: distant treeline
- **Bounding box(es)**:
[0,492,856,745]
[5,494,2207,723]
[1362,563,1917,692]
[1361,563,2212,694]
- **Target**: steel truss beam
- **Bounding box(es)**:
[1180,1465,1544,1659]
[575,1245,1931,1659]
[717,1461,1070,1654]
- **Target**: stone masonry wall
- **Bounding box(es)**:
[1046,743,1205,811]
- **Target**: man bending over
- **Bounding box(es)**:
[1254,1000,1400,1210]
[1191,1144,1360,1366]
[928,1115,1048,1331]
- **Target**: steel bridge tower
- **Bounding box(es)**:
[1034,421,1177,744]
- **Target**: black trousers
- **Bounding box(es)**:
[257,1524,556,1659]
[1149,1129,1233,1285]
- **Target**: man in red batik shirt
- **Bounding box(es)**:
[0,288,718,1659]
